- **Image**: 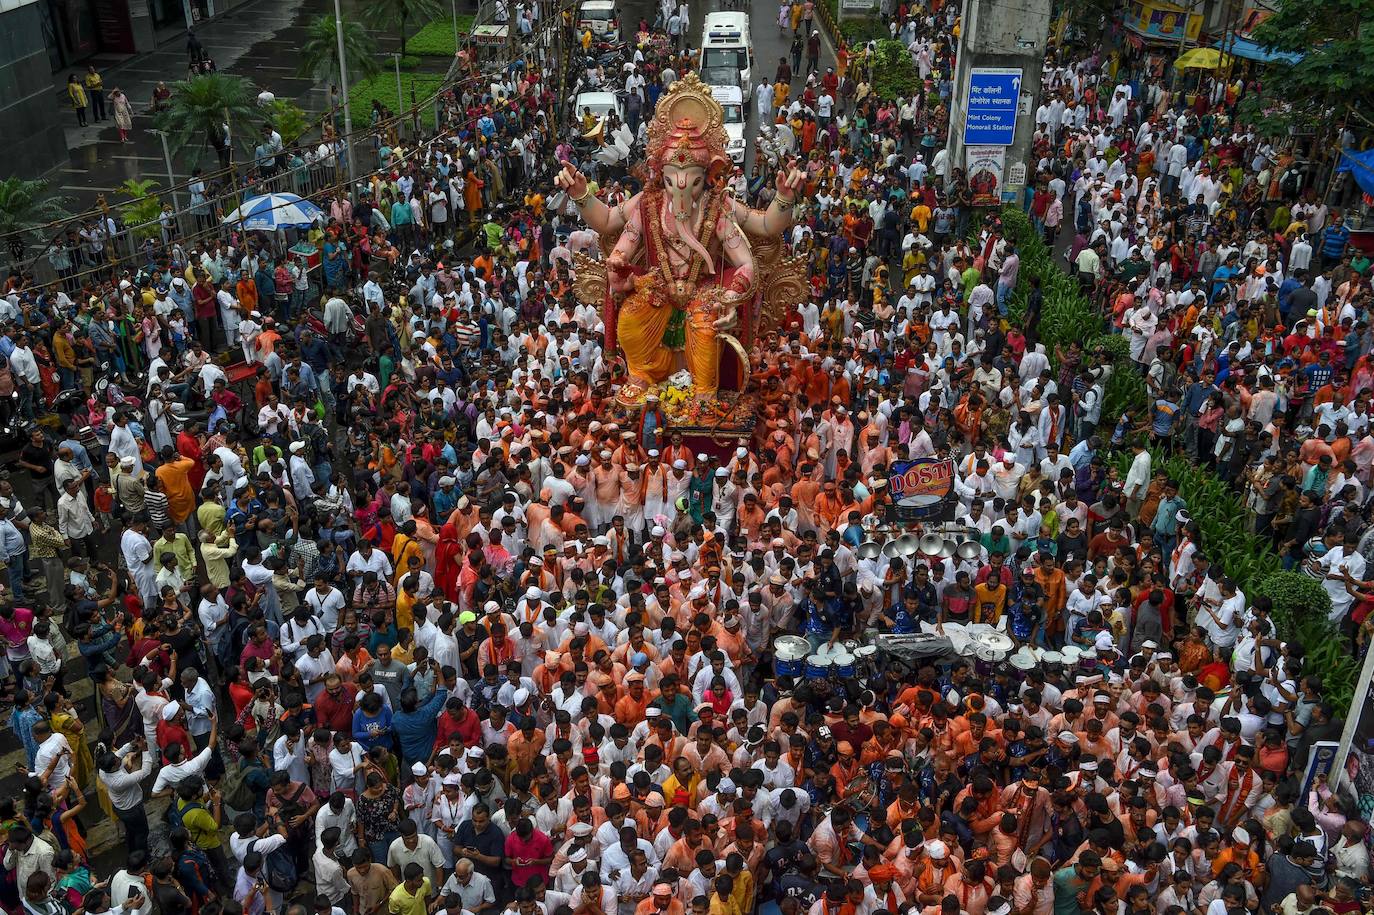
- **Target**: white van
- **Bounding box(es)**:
[577,0,619,40]
[699,12,753,110]
[710,85,746,164]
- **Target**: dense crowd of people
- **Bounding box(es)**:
[0,6,1371,915]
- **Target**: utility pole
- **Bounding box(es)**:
[332,0,357,190]
[153,129,180,213]
[452,0,460,53]
[553,1,564,123]
[507,0,519,78]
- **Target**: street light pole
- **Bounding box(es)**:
[153,129,179,212]
[394,52,404,115]
[452,0,460,54]
[332,0,357,191]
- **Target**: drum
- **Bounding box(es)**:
[831,652,856,679]
[774,635,811,678]
[853,643,878,677]
[973,644,1005,677]
[805,655,834,679]
[1060,645,1083,668]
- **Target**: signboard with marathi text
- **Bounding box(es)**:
[962,67,1021,146]
[887,457,956,522]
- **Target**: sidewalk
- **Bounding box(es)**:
[52,0,380,215]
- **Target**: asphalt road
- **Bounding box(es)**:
[606,0,835,173]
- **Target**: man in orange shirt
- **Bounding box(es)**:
[507,718,546,774]
[614,672,653,726]
[636,883,685,915]
[1033,554,1068,639]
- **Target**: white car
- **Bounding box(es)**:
[577,0,619,40]
[711,85,746,164]
[574,90,623,126]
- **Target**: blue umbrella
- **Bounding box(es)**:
[222,192,324,230]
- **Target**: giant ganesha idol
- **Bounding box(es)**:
[556,72,808,406]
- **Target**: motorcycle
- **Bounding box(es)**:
[301,301,369,349]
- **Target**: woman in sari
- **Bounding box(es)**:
[28,779,86,862]
[176,425,207,493]
[98,668,141,750]
[46,694,94,793]
[322,231,348,291]
[433,522,463,602]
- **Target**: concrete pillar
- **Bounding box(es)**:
[945,0,1051,207]
[128,0,157,53]
[0,0,69,180]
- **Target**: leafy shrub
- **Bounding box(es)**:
[840,18,889,43]
[265,99,311,145]
[871,39,918,101]
[118,179,163,242]
[1257,572,1333,640]
[1254,572,1358,714]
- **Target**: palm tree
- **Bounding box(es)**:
[363,0,442,56]
[299,15,383,88]
[0,177,72,265]
[117,178,164,242]
[154,72,259,164]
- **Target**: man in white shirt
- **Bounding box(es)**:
[32,720,72,791]
[1316,533,1367,623]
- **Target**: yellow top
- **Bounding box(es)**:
[387,879,431,915]
[68,82,87,107]
[84,71,103,90]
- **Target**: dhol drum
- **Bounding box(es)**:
[805,655,834,679]
[973,644,1006,677]
[854,644,879,676]
[774,636,811,678]
[831,652,856,679]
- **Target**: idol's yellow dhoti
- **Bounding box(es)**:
[616,277,679,385]
[685,286,727,395]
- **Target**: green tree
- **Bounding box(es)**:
[117,179,164,242]
[871,39,919,101]
[1250,0,1374,131]
[363,0,443,57]
[299,15,383,88]
[154,72,259,161]
[0,177,72,263]
[266,99,311,146]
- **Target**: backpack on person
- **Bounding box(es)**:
[220,760,259,811]
[166,797,205,827]
[250,839,298,894]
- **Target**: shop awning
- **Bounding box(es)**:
[1216,36,1304,64]
[1337,149,1374,198]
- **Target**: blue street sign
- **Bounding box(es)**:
[962,68,1021,147]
